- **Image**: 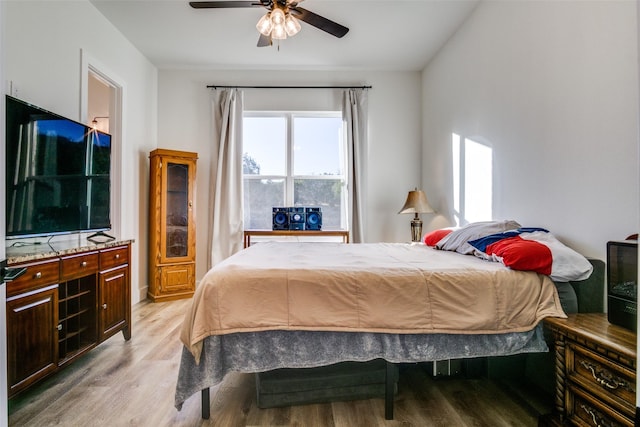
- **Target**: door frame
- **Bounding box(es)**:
[80,49,124,239]
[1,0,8,423]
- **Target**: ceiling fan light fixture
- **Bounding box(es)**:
[284,15,301,37]
[256,13,273,36]
[192,1,350,46]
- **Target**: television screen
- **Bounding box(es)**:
[5,95,111,238]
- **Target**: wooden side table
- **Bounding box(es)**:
[541,313,636,426]
[243,229,349,248]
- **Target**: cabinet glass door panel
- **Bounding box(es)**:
[166,162,189,258]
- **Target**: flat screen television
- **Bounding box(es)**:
[5,95,112,239]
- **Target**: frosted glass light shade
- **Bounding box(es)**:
[256,13,272,36]
[284,15,301,36]
[271,8,285,25]
[271,23,287,40]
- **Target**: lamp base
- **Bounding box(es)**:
[410,215,423,243]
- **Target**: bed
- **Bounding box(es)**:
[174,231,584,420]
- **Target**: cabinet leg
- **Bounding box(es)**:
[122,325,131,341]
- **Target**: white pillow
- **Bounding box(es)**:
[520,231,593,282]
[467,228,594,282]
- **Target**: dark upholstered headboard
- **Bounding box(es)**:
[570,258,605,313]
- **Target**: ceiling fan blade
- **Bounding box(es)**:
[290,7,349,38]
[257,33,272,47]
[189,1,263,9]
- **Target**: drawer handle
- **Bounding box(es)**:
[580,403,608,427]
[35,272,42,279]
[102,304,108,310]
[579,360,628,391]
[115,254,120,259]
[81,261,87,267]
[57,324,63,331]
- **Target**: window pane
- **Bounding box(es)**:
[166,163,189,257]
[243,179,285,229]
[243,117,286,175]
[294,179,343,229]
[293,117,343,176]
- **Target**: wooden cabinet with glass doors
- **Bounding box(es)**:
[148,149,197,302]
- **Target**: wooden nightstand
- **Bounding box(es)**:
[541,314,636,426]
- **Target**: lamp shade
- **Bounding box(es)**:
[398,189,434,215]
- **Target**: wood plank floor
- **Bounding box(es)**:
[8,298,550,426]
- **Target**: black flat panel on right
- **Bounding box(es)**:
[606,240,637,332]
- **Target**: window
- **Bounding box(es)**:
[243,112,347,230]
[452,133,493,225]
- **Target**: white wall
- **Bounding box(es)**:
[422,0,639,262]
[158,69,423,281]
[0,0,7,423]
[636,0,640,411]
[4,0,158,303]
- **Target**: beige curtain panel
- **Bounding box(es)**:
[208,88,245,268]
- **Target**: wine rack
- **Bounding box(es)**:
[57,276,97,365]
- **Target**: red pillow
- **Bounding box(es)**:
[423,229,453,246]
[485,236,552,275]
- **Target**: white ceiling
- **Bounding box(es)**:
[89,0,479,71]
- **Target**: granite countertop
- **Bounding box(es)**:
[6,236,135,264]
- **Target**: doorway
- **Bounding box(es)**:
[82,55,123,239]
[88,72,112,134]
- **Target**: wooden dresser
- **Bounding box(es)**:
[6,239,133,398]
[542,314,636,427]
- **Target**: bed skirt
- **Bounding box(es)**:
[174,324,548,410]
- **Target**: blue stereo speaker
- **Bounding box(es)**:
[288,207,306,230]
[305,207,322,230]
[272,207,289,230]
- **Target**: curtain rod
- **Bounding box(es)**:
[207,85,372,90]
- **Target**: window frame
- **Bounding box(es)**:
[243,110,348,230]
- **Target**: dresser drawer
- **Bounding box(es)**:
[7,259,60,297]
[567,383,634,427]
[567,342,636,416]
[61,252,99,280]
[100,246,129,271]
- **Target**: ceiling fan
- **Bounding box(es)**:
[189,1,349,47]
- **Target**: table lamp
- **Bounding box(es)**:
[398,188,434,242]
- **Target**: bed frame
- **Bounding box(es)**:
[200,360,398,420]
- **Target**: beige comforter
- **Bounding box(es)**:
[181,242,566,363]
